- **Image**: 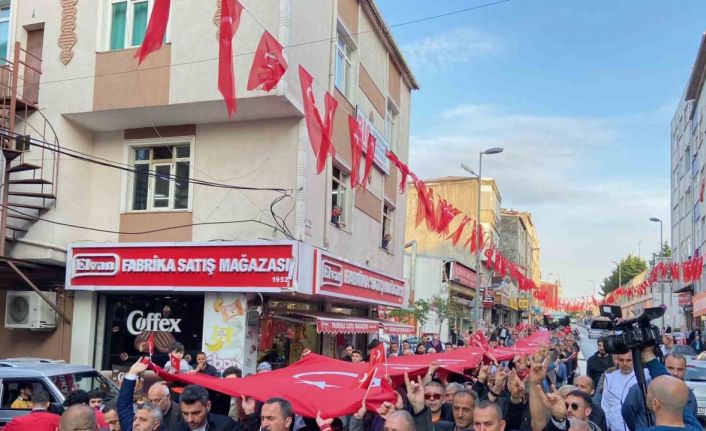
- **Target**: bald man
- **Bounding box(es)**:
[60,404,97,431]
[646,375,701,430]
[621,351,698,431]
[147,382,181,430]
[573,376,607,431]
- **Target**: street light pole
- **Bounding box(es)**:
[461,147,503,331]
[650,217,664,327]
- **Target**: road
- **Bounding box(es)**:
[573,324,598,376]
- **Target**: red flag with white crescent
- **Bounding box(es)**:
[247,31,288,92]
[358,343,386,389]
[135,0,171,64]
[218,0,244,116]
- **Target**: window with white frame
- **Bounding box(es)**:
[385,100,399,153]
[0,4,10,62]
[335,31,354,98]
[331,166,351,229]
[130,143,191,211]
[106,0,153,51]
[381,203,393,252]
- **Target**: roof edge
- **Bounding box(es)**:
[685,33,706,101]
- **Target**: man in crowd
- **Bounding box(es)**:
[191,352,220,377]
[132,403,163,431]
[601,352,638,431]
[10,382,33,409]
[351,350,364,363]
[444,382,464,406]
[177,384,239,430]
[622,351,698,431]
[257,398,292,431]
[59,404,97,431]
[147,381,182,430]
[644,375,701,430]
[2,389,60,431]
[586,339,613,388]
[341,344,354,361]
[422,382,451,423]
[389,342,401,358]
[573,375,607,431]
[473,400,506,431]
[103,404,122,431]
[660,334,675,356]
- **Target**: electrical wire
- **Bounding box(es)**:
[0,201,294,238]
[31,0,511,88]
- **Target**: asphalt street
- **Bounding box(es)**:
[573,324,597,376]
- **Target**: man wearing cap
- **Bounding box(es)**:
[3,389,60,431]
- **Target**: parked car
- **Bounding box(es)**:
[0,358,119,426]
[673,345,699,360]
[684,362,706,421]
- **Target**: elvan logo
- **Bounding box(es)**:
[321,259,343,288]
[72,253,120,278]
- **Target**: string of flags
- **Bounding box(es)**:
[134,1,537,291]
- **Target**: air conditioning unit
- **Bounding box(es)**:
[5,291,57,330]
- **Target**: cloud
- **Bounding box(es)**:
[408,104,671,298]
[401,28,497,72]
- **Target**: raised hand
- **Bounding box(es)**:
[508,370,525,402]
[353,402,367,420]
[491,368,508,395]
[316,411,334,430]
[528,354,547,385]
[540,390,567,421]
[376,401,396,419]
[404,372,425,414]
[241,396,257,416]
[478,363,491,383]
[128,357,149,377]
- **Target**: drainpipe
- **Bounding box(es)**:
[404,241,417,300]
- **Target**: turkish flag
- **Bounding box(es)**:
[316,93,338,174]
[358,343,386,389]
[469,330,489,351]
[361,133,377,187]
[169,353,180,372]
[147,333,155,356]
[386,150,410,193]
[135,0,170,64]
[348,115,364,188]
[448,215,471,246]
[218,0,244,117]
[150,353,397,418]
[298,66,337,174]
[247,31,288,92]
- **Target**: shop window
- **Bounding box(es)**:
[129,143,192,211]
[331,165,351,229]
[335,28,355,99]
[102,295,204,370]
[381,203,393,252]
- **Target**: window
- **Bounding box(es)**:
[0,5,10,62]
[385,100,399,153]
[130,144,191,211]
[335,32,354,98]
[1,380,56,409]
[108,0,151,50]
[331,166,350,229]
[381,204,394,252]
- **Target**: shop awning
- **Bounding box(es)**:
[285,312,380,334]
[377,319,415,335]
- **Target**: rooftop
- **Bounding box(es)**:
[686,32,706,101]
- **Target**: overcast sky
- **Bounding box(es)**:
[377,0,706,298]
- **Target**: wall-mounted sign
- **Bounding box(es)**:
[356,107,390,175]
[450,263,477,289]
[518,298,529,310]
[315,250,405,307]
[66,242,297,292]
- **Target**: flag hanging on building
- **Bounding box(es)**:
[218,0,244,116]
[247,31,288,92]
[135,0,171,64]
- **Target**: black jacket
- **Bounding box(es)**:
[161,401,182,430]
[586,353,612,387]
[589,402,607,431]
[176,413,242,431]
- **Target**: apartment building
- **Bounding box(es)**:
[0,0,418,372]
[404,177,504,326]
[671,33,706,328]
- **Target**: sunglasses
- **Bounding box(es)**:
[424,393,443,400]
[565,402,580,411]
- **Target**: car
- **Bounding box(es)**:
[684,362,706,420]
[588,328,607,339]
[0,358,119,426]
[673,345,699,360]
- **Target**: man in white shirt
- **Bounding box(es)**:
[660,334,675,357]
[601,352,641,431]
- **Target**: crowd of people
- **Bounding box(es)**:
[2,324,702,431]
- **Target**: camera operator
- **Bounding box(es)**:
[621,350,698,431]
[600,352,641,431]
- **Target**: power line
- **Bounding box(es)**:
[33,0,510,88]
[0,201,293,238]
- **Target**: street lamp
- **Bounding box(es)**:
[460,147,504,330]
[650,217,665,327]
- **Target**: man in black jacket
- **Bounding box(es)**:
[147,382,181,430]
[178,384,240,431]
[586,339,612,388]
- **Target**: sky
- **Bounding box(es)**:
[376,0,706,298]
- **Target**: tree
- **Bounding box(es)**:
[387,298,432,330]
[600,255,648,296]
[428,288,464,335]
[660,241,672,258]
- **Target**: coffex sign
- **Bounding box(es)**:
[126,310,182,335]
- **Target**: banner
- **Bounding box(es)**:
[202,293,247,372]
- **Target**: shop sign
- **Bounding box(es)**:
[509,298,518,310]
[66,241,297,292]
[450,263,477,289]
[356,107,390,174]
[127,310,182,335]
[482,296,494,309]
[678,293,692,306]
[693,292,706,316]
[518,299,529,310]
[315,250,405,307]
[452,296,474,307]
[316,319,379,334]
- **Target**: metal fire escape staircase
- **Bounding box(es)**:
[0,42,60,249]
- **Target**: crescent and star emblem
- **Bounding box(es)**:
[293,371,380,389]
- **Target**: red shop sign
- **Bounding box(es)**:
[679,293,693,306]
[450,262,477,289]
[314,250,406,307]
[316,319,379,334]
[66,241,297,292]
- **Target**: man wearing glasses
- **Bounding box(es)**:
[422,382,447,424]
[539,390,603,431]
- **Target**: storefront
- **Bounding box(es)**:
[678,293,693,330]
[447,262,477,334]
[692,291,706,330]
[66,241,408,373]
